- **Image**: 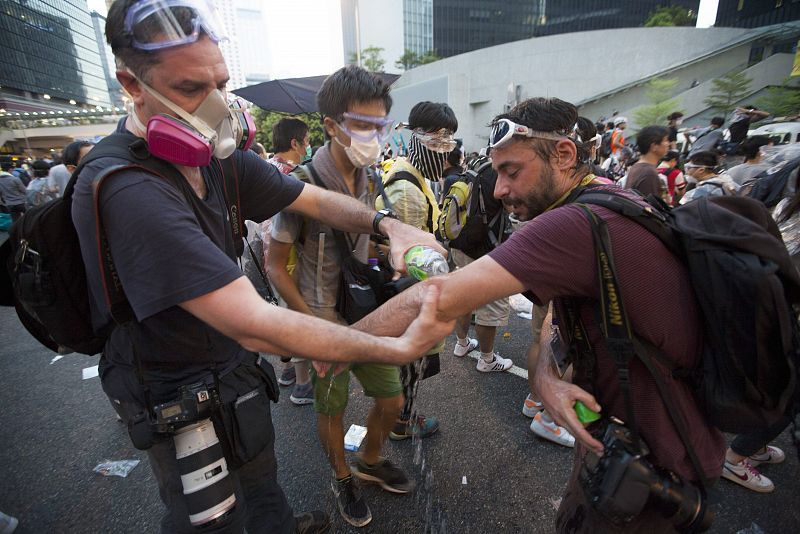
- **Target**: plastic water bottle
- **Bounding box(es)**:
[404,246,449,281]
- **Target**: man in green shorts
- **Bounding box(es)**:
[268,66,412,529]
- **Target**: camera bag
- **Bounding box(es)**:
[291,162,397,324]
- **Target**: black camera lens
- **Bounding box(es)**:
[649,472,713,532]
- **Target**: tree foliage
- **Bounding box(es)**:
[756,79,800,117]
[704,71,753,115]
[644,6,697,27]
[250,107,326,151]
[633,77,682,129]
[395,49,441,71]
[348,46,386,73]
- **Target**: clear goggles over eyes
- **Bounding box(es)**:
[125,0,227,51]
[337,112,393,143]
[411,128,457,153]
[489,118,568,149]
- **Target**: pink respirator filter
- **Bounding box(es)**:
[147,114,213,167]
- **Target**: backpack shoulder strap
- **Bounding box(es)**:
[303,163,358,257]
[573,189,682,258]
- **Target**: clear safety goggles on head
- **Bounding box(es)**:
[684,164,714,171]
[489,118,570,150]
[409,127,457,153]
[336,112,393,143]
[125,0,227,51]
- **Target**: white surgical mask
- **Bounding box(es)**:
[335,135,381,168]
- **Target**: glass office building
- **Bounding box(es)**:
[0,0,111,110]
[715,0,800,29]
[432,0,700,58]
[404,0,434,56]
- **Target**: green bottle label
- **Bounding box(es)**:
[405,246,428,281]
[574,400,600,424]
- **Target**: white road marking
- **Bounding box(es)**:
[465,350,528,380]
[82,365,99,380]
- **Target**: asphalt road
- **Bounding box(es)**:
[1,304,799,534]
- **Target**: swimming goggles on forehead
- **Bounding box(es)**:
[337,112,394,143]
[125,0,227,51]
[489,118,571,149]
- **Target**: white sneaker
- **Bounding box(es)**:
[748,445,785,466]
[522,393,543,418]
[453,337,478,357]
[722,459,774,493]
[530,411,575,448]
[476,353,513,372]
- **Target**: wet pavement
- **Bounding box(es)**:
[1,305,798,533]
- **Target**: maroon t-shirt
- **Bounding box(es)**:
[490,186,724,481]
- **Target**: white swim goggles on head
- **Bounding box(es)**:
[125,0,227,51]
[489,118,571,149]
[337,112,394,143]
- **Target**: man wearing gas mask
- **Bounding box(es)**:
[70,2,452,533]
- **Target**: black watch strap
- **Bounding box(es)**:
[373,208,396,236]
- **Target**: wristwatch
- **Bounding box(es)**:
[372,208,397,236]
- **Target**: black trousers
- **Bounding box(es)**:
[730,416,791,457]
[399,354,440,420]
[115,358,294,534]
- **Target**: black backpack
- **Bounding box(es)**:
[598,130,613,159]
[746,154,800,208]
[443,160,509,259]
[2,133,249,355]
[570,189,800,433]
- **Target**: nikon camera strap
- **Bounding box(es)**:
[573,203,710,489]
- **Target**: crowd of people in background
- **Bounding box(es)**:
[0,140,94,224]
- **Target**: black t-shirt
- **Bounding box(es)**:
[668,125,679,143]
[72,120,304,403]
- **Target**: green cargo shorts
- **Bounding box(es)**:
[312,362,403,416]
[306,306,403,416]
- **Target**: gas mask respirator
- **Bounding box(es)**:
[130,74,255,167]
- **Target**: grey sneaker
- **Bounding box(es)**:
[331,475,371,527]
[0,511,18,534]
[278,365,296,386]
[294,509,330,533]
[290,382,314,405]
[351,457,415,494]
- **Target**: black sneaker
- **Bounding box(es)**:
[294,510,330,533]
[351,457,415,494]
[331,475,372,527]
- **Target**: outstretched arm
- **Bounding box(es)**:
[354,255,525,336]
[180,276,453,365]
[285,182,445,272]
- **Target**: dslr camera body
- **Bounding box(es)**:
[579,418,713,532]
